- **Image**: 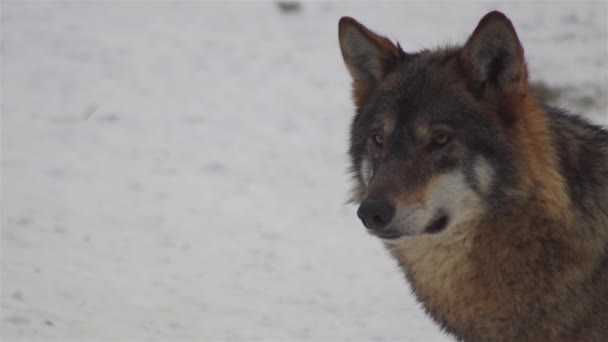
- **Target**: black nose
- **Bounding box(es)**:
[357,199,395,231]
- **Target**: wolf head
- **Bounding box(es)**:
[339,11,535,243]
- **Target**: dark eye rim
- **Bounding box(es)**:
[431,132,452,148]
[371,132,384,147]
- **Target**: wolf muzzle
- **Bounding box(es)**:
[356,199,395,231]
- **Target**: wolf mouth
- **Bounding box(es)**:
[368,214,450,240]
[371,230,404,240]
[424,215,449,234]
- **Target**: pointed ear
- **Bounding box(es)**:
[338,17,404,109]
[460,11,528,101]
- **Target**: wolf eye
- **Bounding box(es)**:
[432,134,451,147]
[372,133,384,146]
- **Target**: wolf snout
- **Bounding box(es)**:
[357,199,395,231]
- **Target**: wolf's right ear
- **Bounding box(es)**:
[339,17,404,109]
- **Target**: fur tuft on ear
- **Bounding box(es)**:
[460,11,528,99]
[338,17,405,109]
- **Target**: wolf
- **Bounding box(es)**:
[338,10,608,341]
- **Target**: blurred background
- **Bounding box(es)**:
[1,1,606,341]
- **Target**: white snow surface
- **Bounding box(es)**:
[1,2,606,341]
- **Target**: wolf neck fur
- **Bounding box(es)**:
[389,102,607,340]
[507,96,572,218]
[390,211,601,340]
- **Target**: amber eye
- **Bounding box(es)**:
[372,133,384,146]
[432,134,451,147]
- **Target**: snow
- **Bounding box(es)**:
[1,1,606,341]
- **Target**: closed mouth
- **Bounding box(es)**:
[367,229,404,240]
[424,215,449,234]
[366,214,449,240]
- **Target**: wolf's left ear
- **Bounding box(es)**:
[460,11,528,106]
[339,17,404,109]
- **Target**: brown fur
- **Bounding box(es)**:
[340,11,608,341]
[338,17,406,111]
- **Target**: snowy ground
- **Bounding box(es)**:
[1,1,606,341]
